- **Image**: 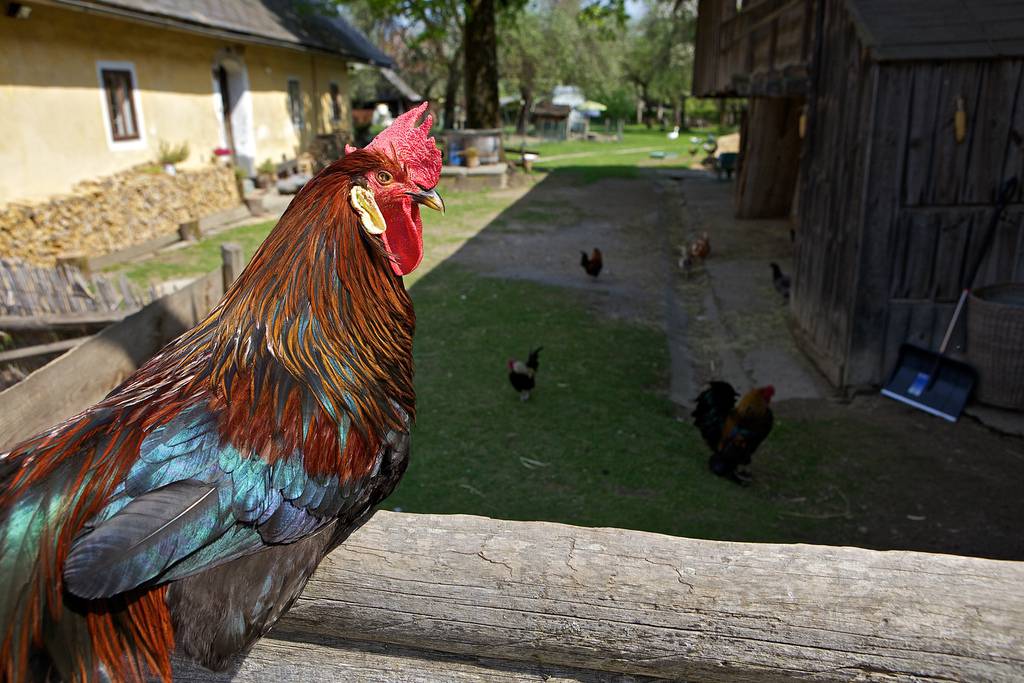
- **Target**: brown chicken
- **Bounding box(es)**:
[690,232,711,261]
[580,248,603,277]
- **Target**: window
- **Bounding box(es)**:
[101,67,140,141]
[288,78,303,130]
[329,82,342,122]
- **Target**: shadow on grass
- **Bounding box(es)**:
[393,166,1024,561]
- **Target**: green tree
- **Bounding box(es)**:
[339,0,627,131]
[342,0,465,129]
[499,3,570,133]
[499,0,629,133]
[623,1,695,127]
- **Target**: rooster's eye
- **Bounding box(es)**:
[376,171,393,184]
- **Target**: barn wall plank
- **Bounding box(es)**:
[793,0,873,381]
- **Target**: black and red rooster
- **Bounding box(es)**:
[692,381,775,485]
[0,103,444,681]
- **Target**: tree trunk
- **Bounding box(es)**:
[443,43,463,130]
[464,0,500,129]
[516,85,533,135]
[640,85,652,128]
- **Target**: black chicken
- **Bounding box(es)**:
[508,347,542,400]
[770,262,791,302]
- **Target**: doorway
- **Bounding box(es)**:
[211,51,255,176]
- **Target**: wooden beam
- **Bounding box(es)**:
[0,336,94,363]
[0,311,136,332]
[180,512,1024,682]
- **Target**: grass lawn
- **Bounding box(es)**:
[395,264,839,544]
[523,124,728,182]
[109,186,530,289]
[92,126,1024,555]
[101,128,846,544]
[107,221,277,289]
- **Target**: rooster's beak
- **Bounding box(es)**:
[407,187,445,214]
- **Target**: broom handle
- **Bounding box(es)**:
[937,288,970,355]
[933,177,1016,361]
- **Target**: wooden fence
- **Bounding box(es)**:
[174,511,1024,682]
[0,244,242,449]
[0,258,144,317]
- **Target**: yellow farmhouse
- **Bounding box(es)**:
[0,0,392,204]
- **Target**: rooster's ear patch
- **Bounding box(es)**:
[350,186,386,235]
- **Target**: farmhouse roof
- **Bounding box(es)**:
[51,0,394,67]
[532,103,572,119]
[846,0,1024,61]
[380,68,423,102]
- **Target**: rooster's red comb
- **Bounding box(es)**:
[346,102,442,189]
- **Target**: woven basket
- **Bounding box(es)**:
[967,283,1024,409]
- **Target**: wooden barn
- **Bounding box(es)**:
[693,0,1024,391]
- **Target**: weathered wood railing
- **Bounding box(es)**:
[173,512,1023,681]
[0,245,243,449]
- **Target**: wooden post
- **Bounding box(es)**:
[220,243,244,291]
[734,96,803,218]
[178,220,201,242]
[56,254,92,277]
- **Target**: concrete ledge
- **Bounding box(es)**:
[440,163,509,190]
[964,403,1024,436]
[199,205,253,231]
[85,233,183,271]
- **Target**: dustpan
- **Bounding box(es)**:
[882,177,1017,421]
[881,342,977,422]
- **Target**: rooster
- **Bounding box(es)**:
[770,262,791,302]
[692,381,774,485]
[0,102,444,681]
[580,248,603,277]
[690,232,711,261]
[508,347,542,401]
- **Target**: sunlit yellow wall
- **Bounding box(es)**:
[245,47,352,170]
[0,4,352,204]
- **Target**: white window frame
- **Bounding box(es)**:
[96,60,147,151]
[287,77,304,131]
[329,81,342,123]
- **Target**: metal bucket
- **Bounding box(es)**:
[967,283,1024,409]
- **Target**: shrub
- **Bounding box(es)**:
[158,140,190,166]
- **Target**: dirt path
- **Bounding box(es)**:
[449,171,671,327]
[442,167,1024,560]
